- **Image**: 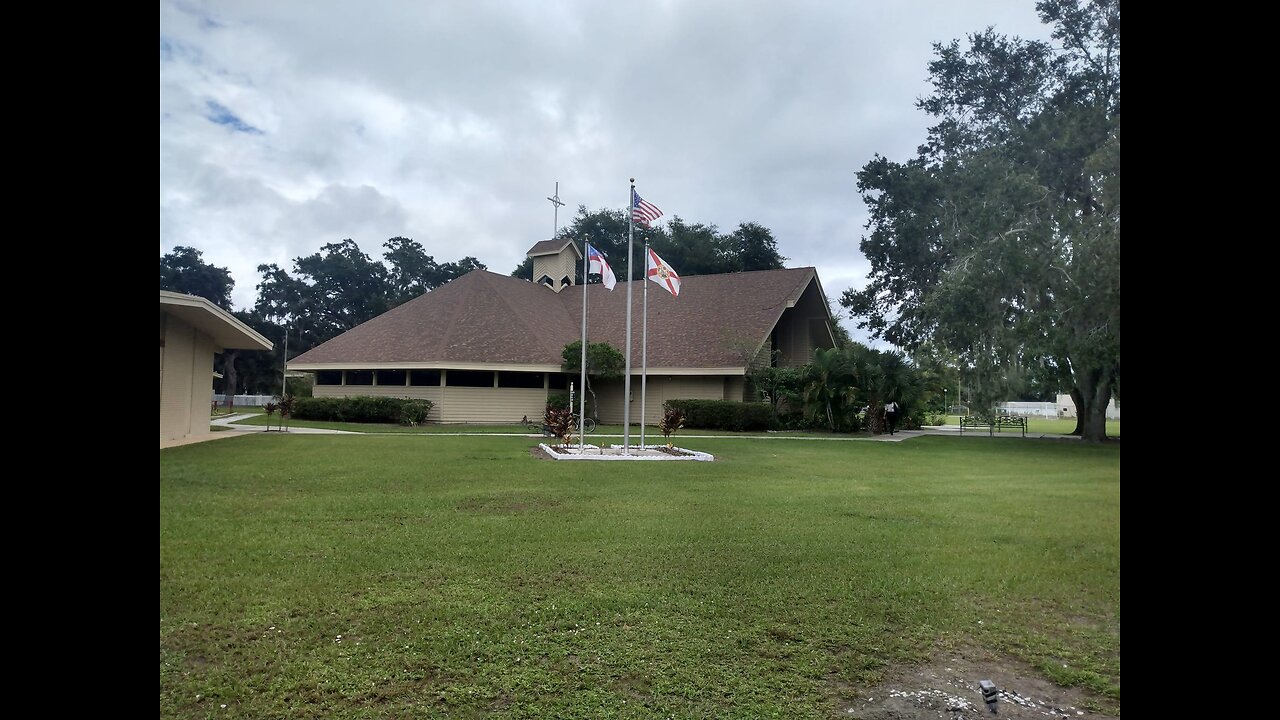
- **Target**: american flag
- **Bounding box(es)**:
[631,189,663,227]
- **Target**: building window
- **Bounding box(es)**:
[447,370,494,387]
[316,371,343,385]
[498,372,544,388]
[347,370,374,386]
[410,370,441,387]
[376,370,407,386]
[548,373,569,390]
[537,274,554,287]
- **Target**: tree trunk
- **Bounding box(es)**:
[223,350,239,412]
[865,393,884,434]
[1072,366,1113,443]
[586,377,599,420]
[1069,387,1085,436]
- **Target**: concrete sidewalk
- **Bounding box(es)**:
[211,413,358,434]
[161,413,358,450]
[161,415,1076,450]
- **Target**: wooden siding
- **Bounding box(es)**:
[724,376,747,403]
[314,385,548,424]
[592,375,729,425]
[775,280,834,366]
[312,372,758,425]
[532,249,577,292]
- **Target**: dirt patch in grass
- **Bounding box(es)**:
[829,644,1118,719]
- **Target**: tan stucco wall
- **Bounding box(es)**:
[160,312,216,442]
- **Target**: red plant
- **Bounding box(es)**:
[660,407,685,447]
[542,404,576,446]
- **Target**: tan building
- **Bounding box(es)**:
[289,241,835,424]
[160,291,272,443]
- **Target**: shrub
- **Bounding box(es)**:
[773,409,824,431]
[664,399,772,432]
[547,392,571,410]
[293,396,435,425]
[286,375,314,398]
[399,400,433,426]
[275,394,296,430]
[659,407,685,446]
[542,403,576,446]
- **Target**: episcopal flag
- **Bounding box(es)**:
[646,247,681,297]
[631,190,663,227]
[586,243,617,290]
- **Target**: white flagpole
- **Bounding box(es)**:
[623,179,635,454]
[579,240,588,451]
[641,242,648,450]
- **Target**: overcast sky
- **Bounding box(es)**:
[160,0,1054,342]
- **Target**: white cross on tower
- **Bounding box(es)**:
[547,181,565,237]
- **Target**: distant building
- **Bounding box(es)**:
[161,291,272,443]
[289,240,835,424]
[1056,393,1121,420]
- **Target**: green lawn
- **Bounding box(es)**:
[160,434,1120,718]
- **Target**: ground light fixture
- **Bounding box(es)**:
[979,679,999,713]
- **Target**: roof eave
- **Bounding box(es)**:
[160,291,273,351]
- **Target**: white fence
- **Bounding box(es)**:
[1052,394,1121,419]
[996,402,1060,418]
[998,399,1121,420]
[212,393,277,407]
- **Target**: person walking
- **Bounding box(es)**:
[884,400,900,435]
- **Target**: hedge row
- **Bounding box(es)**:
[664,399,772,432]
[292,396,434,425]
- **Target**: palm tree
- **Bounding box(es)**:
[840,345,926,433]
[802,347,858,431]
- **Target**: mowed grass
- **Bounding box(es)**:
[160,434,1120,718]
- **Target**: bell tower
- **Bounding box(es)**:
[524,239,582,293]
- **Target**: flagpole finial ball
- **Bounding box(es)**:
[629,177,635,183]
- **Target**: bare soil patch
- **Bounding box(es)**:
[831,645,1117,719]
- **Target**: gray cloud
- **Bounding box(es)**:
[160,0,1054,345]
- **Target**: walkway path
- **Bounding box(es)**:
[193,414,1076,444]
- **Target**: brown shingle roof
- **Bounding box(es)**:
[290,267,824,369]
[525,239,580,257]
